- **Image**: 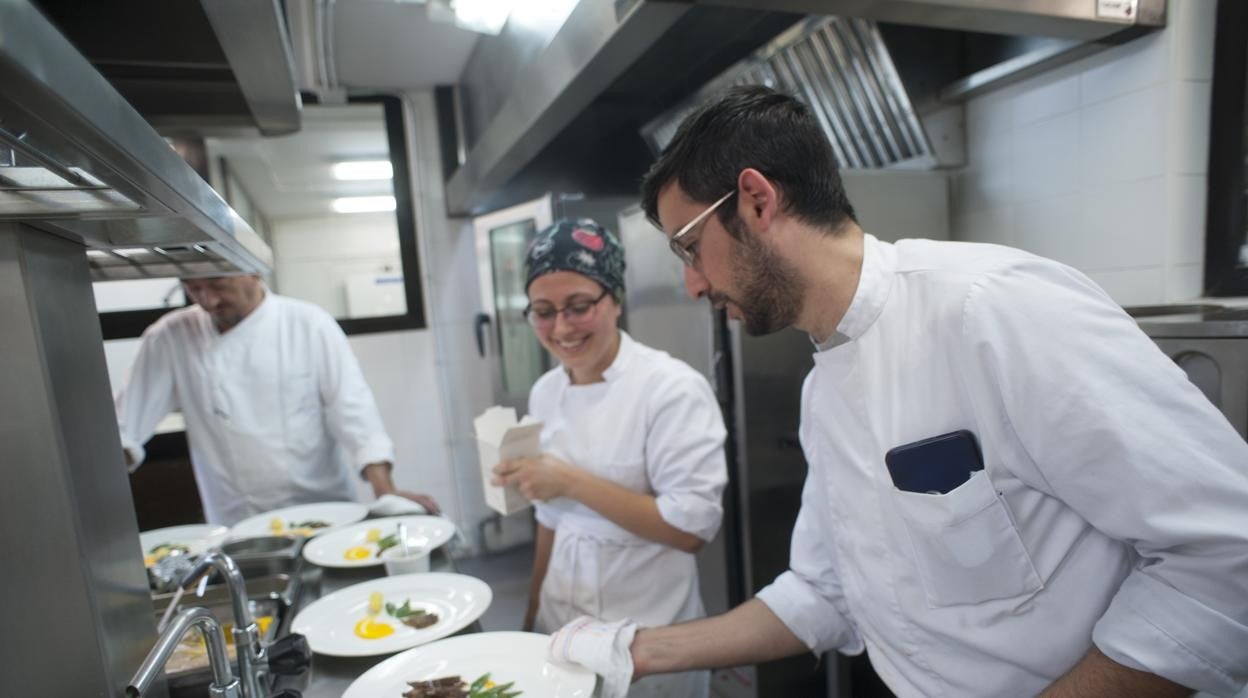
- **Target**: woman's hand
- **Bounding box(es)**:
[492,454,578,501]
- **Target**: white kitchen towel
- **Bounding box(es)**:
[367,493,427,517]
[549,615,638,698]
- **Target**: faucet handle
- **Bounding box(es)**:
[267,633,313,676]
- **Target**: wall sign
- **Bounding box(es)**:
[1096,0,1138,21]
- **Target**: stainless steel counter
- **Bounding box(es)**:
[273,547,477,697]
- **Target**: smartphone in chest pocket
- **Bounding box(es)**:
[885,429,984,494]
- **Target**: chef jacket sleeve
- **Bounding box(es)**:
[644,369,728,542]
[313,313,396,473]
[756,472,864,656]
[114,325,179,468]
[963,258,1248,696]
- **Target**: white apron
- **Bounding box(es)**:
[530,337,722,698]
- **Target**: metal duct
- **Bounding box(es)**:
[642,17,931,169]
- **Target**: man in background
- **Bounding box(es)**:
[115,273,440,525]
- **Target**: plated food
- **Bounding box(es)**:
[291,573,491,657]
[351,592,442,641]
[138,524,229,567]
[302,516,456,569]
[404,673,522,697]
[229,502,368,540]
[342,632,594,698]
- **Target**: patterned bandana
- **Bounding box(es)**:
[524,218,626,300]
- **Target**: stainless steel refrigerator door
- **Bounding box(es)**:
[472,196,554,410]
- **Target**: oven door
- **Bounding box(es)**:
[472,195,554,410]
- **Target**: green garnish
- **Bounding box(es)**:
[384,598,427,620]
[467,673,522,698]
[288,520,330,529]
[376,533,400,553]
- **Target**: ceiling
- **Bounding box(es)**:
[209,103,393,221]
[206,1,484,222]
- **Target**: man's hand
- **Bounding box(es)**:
[549,616,639,698]
[392,491,442,516]
[362,461,442,515]
[492,454,577,502]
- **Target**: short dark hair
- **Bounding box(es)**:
[640,85,856,236]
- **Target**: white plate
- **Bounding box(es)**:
[301,516,457,569]
[291,573,492,658]
[343,631,596,698]
[139,524,229,563]
[229,502,369,540]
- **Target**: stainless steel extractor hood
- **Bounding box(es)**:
[686,0,1166,42]
[444,0,1164,216]
[0,0,273,280]
[31,0,302,137]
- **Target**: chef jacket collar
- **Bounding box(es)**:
[205,288,274,340]
[812,233,893,352]
[557,329,635,386]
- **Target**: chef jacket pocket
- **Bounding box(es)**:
[282,371,323,454]
[894,469,1042,607]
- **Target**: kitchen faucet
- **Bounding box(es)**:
[180,550,268,698]
[127,606,241,698]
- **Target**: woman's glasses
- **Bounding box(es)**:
[524,290,610,328]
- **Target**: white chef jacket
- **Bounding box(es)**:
[756,234,1248,698]
[530,332,727,698]
[115,293,395,525]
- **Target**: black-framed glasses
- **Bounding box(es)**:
[669,190,734,267]
[523,289,610,327]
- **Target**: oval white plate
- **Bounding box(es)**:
[302,516,457,569]
[343,631,596,698]
[291,573,492,658]
[229,502,368,540]
[139,524,229,563]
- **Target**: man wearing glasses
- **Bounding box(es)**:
[551,86,1248,698]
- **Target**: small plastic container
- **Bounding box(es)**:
[380,545,431,575]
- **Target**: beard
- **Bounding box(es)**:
[713,224,803,336]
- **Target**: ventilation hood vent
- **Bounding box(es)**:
[643,16,931,169]
[0,0,272,280]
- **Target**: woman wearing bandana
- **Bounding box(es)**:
[492,219,728,698]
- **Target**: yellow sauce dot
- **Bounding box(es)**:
[353,618,394,640]
[343,546,372,561]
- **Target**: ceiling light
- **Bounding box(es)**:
[432,0,515,35]
[332,160,393,181]
[332,196,396,214]
[112,247,150,257]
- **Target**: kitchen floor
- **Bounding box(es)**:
[455,544,534,633]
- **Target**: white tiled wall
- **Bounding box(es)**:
[949,0,1217,307]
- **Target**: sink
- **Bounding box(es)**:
[148,538,311,697]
